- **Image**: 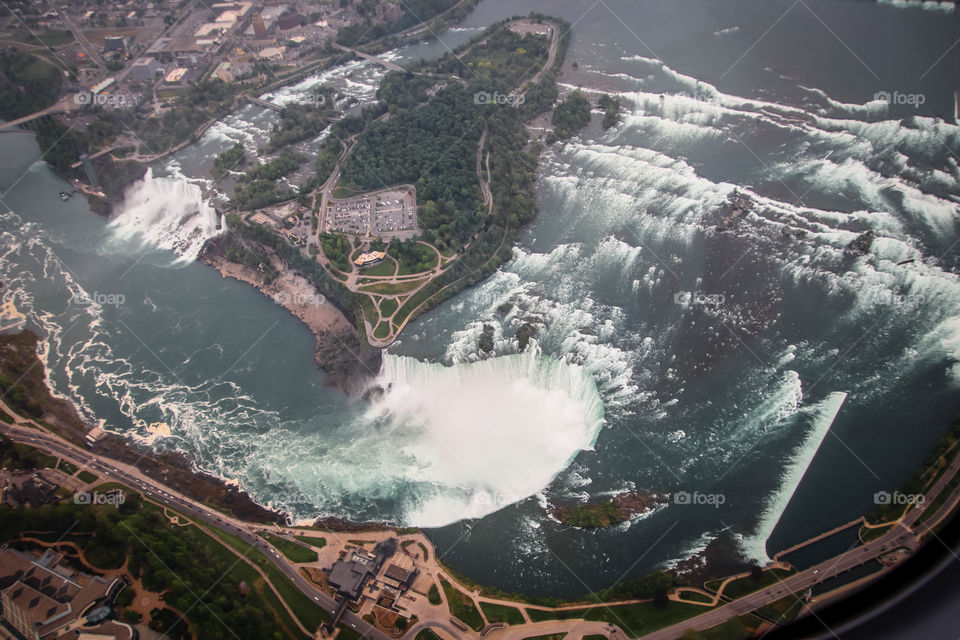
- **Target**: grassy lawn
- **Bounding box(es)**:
[359,296,377,329]
[527,602,706,638]
[332,185,358,198]
[676,589,714,604]
[480,601,524,625]
[294,535,327,549]
[918,472,960,525]
[0,408,15,423]
[10,444,59,469]
[379,298,398,317]
[57,459,78,475]
[77,470,99,483]
[336,626,366,640]
[427,583,442,605]
[360,257,397,277]
[720,569,795,600]
[81,28,139,46]
[359,280,424,295]
[32,448,58,468]
[396,251,438,275]
[261,532,319,563]
[91,481,135,493]
[687,615,764,640]
[157,88,188,99]
[523,635,566,640]
[754,594,805,624]
[415,630,443,640]
[373,321,391,339]
[205,526,330,631]
[20,29,74,46]
[440,577,484,631]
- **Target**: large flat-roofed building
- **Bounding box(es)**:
[129,57,163,81]
[326,539,397,602]
[327,550,378,601]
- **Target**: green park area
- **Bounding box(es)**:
[260,531,319,563]
[440,576,485,631]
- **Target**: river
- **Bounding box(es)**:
[1,0,958,598]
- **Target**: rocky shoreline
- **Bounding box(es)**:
[199,232,382,395]
[0,330,285,524]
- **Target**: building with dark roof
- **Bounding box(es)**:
[277,10,301,30]
[382,553,417,589]
[103,36,127,53]
[326,539,397,603]
[327,550,378,602]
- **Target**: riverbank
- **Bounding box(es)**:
[0,329,286,524]
[199,232,382,394]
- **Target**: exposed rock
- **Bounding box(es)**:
[715,190,753,231]
[550,491,669,527]
[845,230,875,257]
[311,516,393,532]
[516,323,537,352]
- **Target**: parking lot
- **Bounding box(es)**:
[325,186,417,237]
[328,197,371,234]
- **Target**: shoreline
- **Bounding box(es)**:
[199,232,383,395]
[0,329,286,524]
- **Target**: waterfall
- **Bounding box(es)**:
[356,345,606,526]
[107,168,221,262]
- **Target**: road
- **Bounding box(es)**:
[0,95,75,131]
[5,387,960,640]
[514,20,560,102]
[53,3,105,68]
[0,415,390,640]
[635,444,960,640]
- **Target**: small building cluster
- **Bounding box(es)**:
[322,538,419,634]
[0,471,59,508]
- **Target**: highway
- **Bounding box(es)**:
[635,446,960,640]
[4,392,960,640]
[0,419,390,640]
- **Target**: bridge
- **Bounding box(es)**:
[244,95,284,111]
[333,44,405,72]
[0,95,76,132]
